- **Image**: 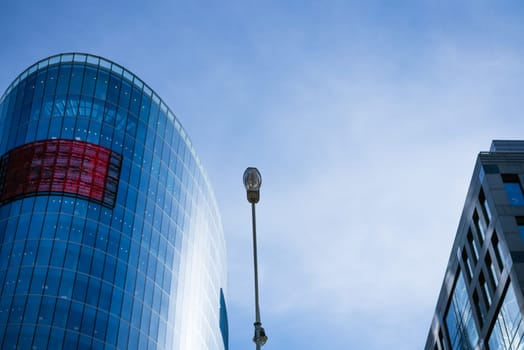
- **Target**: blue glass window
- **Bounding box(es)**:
[58,270,75,298]
[119,80,132,110]
[98,282,112,310]
[33,326,51,349]
[45,268,61,296]
[18,325,34,349]
[106,316,119,345]
[106,75,121,107]
[502,174,524,205]
[30,70,47,120]
[15,267,32,294]
[23,296,40,324]
[81,305,96,335]
[445,272,479,349]
[139,96,151,123]
[72,273,89,302]
[29,267,46,294]
[35,238,52,265]
[69,66,84,95]
[48,328,65,348]
[37,297,55,325]
[488,282,524,349]
[63,97,78,118]
[505,183,524,205]
[63,330,79,348]
[56,64,72,96]
[43,66,59,96]
[110,289,123,316]
[54,298,70,328]
[82,66,97,97]
[129,86,142,117]
[94,311,109,342]
[94,70,109,100]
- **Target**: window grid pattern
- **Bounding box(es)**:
[0,54,228,350]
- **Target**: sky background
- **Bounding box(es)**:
[1,1,524,349]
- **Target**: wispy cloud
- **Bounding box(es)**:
[219,33,524,347]
[1,1,524,349]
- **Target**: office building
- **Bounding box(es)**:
[0,53,228,350]
[426,140,524,350]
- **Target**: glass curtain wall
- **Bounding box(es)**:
[0,53,227,350]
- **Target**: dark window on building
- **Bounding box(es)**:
[483,164,500,174]
[472,290,484,326]
[438,330,446,350]
[516,216,524,243]
[502,174,524,205]
[479,273,491,307]
[467,229,480,264]
[462,248,474,281]
[491,232,504,272]
[473,210,485,243]
[479,188,492,224]
[485,254,498,288]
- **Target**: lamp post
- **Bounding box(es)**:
[243,167,268,350]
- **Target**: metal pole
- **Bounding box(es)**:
[244,167,267,349]
[252,202,261,324]
[251,202,267,349]
[252,202,261,350]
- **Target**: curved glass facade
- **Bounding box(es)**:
[0,53,228,350]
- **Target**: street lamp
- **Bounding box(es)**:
[243,167,268,349]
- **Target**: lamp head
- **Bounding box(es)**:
[243,167,262,203]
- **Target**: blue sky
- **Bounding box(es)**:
[2,1,524,349]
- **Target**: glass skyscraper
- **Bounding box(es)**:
[426,140,524,350]
[0,53,228,350]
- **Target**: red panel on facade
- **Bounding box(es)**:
[0,139,121,208]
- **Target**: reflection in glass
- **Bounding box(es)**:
[488,282,524,350]
[445,272,479,349]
